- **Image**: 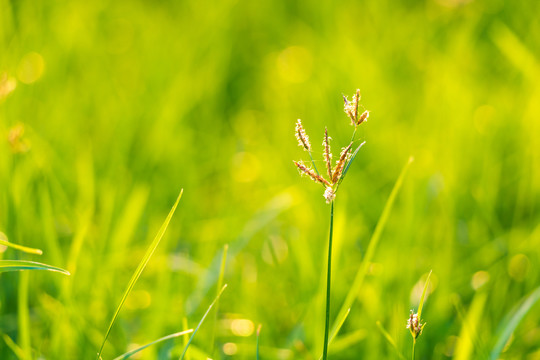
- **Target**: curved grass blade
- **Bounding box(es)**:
[180,284,227,360]
[2,333,26,359]
[377,321,406,360]
[336,141,366,189]
[113,329,193,360]
[331,157,413,336]
[490,285,540,359]
[417,270,432,320]
[0,238,43,255]
[96,189,183,359]
[0,260,70,274]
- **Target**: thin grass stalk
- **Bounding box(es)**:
[322,201,334,360]
[412,339,416,360]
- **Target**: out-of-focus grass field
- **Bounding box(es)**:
[1,0,539,359]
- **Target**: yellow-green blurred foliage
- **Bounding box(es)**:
[0,0,539,358]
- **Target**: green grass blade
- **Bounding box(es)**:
[0,260,70,275]
[331,157,413,336]
[112,329,193,360]
[490,286,540,360]
[2,333,27,359]
[455,292,487,360]
[0,234,43,255]
[376,321,406,360]
[180,284,227,360]
[417,270,432,320]
[256,324,262,360]
[18,271,31,360]
[318,308,350,360]
[96,189,183,359]
[337,141,366,188]
[211,244,228,355]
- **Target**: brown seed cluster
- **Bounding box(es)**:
[406,311,425,340]
[293,90,369,203]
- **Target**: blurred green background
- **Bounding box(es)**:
[1,0,539,358]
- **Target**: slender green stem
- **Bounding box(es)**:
[349,127,357,145]
[308,151,321,176]
[412,339,416,360]
[322,201,334,360]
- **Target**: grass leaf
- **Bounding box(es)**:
[318,308,350,360]
[0,260,70,275]
[180,284,227,360]
[490,286,540,360]
[96,189,183,359]
[112,329,193,360]
[0,234,43,255]
[417,270,432,320]
[337,141,366,187]
[331,157,413,336]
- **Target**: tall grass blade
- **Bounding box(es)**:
[112,329,193,360]
[180,284,227,360]
[454,292,487,360]
[376,321,406,360]
[318,308,350,360]
[331,157,413,336]
[0,260,70,275]
[417,270,432,320]
[0,234,43,255]
[490,286,540,360]
[211,244,228,355]
[18,271,31,360]
[96,189,183,359]
[256,324,262,360]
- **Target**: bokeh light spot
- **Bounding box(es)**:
[231,318,255,337]
[277,46,313,83]
[231,152,261,183]
[508,254,529,281]
[222,342,238,355]
[471,270,490,290]
[17,52,45,84]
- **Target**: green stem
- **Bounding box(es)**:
[322,201,334,360]
[308,151,321,176]
[412,339,416,360]
[349,127,357,145]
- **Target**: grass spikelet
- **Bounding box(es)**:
[295,119,311,151]
[294,161,331,187]
[323,128,332,179]
[331,144,352,184]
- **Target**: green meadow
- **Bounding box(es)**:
[1,0,539,359]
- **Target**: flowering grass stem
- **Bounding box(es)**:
[322,201,334,360]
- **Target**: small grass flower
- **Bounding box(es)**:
[406,311,425,340]
[295,119,311,151]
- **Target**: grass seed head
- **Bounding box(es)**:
[332,143,352,184]
[295,119,311,152]
[294,161,331,187]
[406,311,425,340]
[323,186,336,204]
[323,128,333,179]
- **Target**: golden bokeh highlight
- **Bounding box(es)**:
[17,52,45,84]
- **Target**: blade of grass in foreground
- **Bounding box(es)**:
[0,260,70,274]
[180,284,227,360]
[96,189,183,360]
[417,270,432,321]
[331,157,413,337]
[113,329,194,360]
[256,324,262,360]
[0,236,43,255]
[490,285,540,360]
